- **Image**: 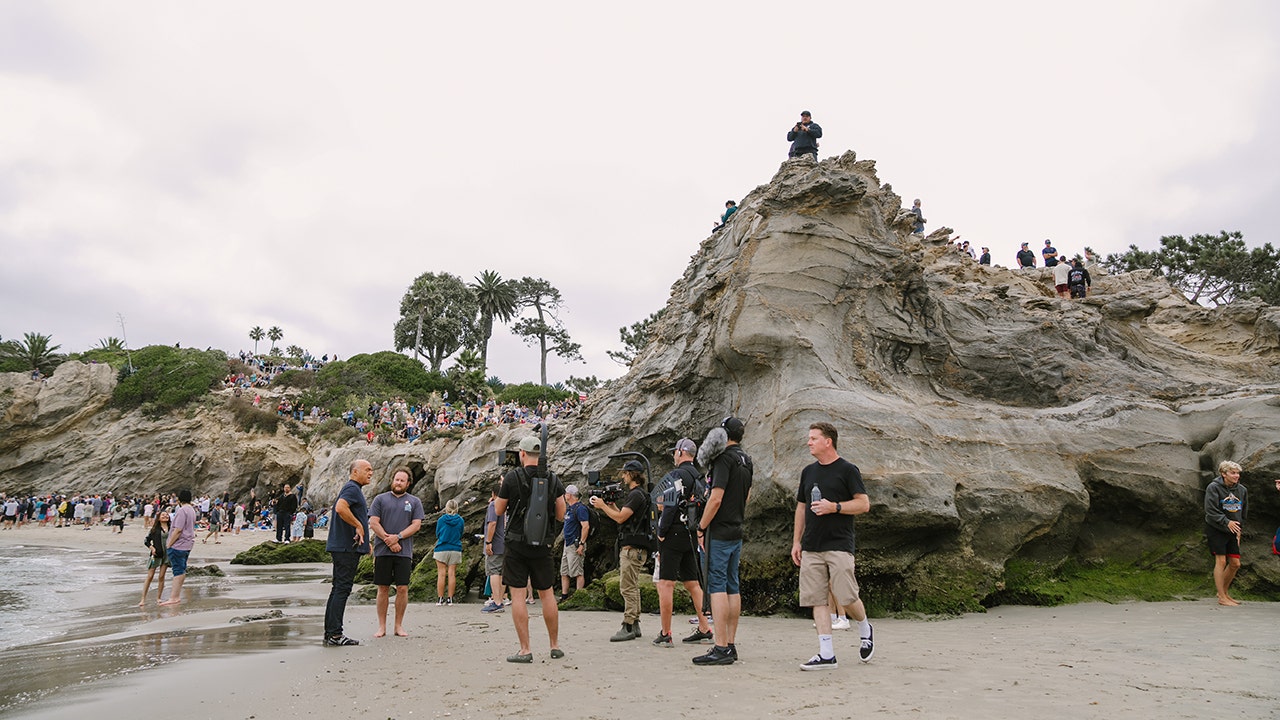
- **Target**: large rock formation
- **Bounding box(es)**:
[4,152,1278,611]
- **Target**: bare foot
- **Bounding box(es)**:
[158,599,182,606]
[373,629,386,638]
[1218,597,1240,606]
[136,600,146,607]
[394,628,408,637]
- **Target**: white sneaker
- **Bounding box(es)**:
[831,616,851,631]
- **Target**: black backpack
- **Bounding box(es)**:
[505,466,557,547]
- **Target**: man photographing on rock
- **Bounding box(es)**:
[787,110,822,160]
[791,422,873,669]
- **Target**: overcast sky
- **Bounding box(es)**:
[2,1,1276,386]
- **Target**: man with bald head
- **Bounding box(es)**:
[324,458,373,646]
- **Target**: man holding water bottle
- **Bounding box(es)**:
[790,422,873,670]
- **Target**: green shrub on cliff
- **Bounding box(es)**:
[112,345,227,416]
[229,397,281,434]
[495,382,573,405]
[301,351,455,414]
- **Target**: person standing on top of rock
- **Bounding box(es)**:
[1068,259,1092,299]
[1053,256,1072,299]
[1016,242,1037,270]
[979,246,991,265]
[911,199,925,235]
[1042,239,1059,267]
[1204,460,1247,606]
[787,111,822,160]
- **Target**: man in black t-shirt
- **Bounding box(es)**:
[494,435,566,662]
[693,417,753,666]
[791,422,873,670]
[590,460,650,642]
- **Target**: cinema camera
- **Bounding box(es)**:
[584,452,651,505]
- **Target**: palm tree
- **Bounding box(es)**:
[267,326,283,355]
[249,326,265,354]
[286,345,306,362]
[1,332,63,374]
[97,337,125,351]
[470,270,518,374]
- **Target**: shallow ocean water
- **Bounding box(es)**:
[0,544,329,714]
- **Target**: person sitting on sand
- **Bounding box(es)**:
[139,510,171,606]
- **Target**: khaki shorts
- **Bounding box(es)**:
[560,544,585,577]
[799,550,860,608]
[433,550,462,566]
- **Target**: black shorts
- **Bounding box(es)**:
[373,555,413,586]
[502,541,556,591]
[1205,527,1241,557]
[658,540,701,583]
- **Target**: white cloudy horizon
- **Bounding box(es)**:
[2,1,1277,386]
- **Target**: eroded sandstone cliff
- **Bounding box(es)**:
[4,152,1278,610]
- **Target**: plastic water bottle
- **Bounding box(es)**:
[810,485,822,508]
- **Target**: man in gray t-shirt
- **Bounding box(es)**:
[368,467,425,637]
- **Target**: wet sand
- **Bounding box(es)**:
[2,524,1277,719]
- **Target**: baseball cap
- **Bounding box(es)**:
[518,436,541,453]
[622,460,645,473]
[721,416,745,440]
[1021,242,1029,247]
[800,110,811,117]
[565,485,579,497]
[670,438,697,455]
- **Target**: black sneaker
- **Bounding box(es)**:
[682,629,714,644]
[324,635,359,647]
[692,645,735,666]
[800,654,838,671]
[557,593,570,604]
[859,624,874,662]
[727,643,738,660]
[652,632,673,648]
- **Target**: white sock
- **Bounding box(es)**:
[818,634,834,659]
[837,615,848,622]
[830,612,838,623]
[859,620,871,639]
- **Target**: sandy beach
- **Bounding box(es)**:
[1,523,1276,720]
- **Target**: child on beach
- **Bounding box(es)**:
[139,510,171,606]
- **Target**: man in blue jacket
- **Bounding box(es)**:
[787,111,822,160]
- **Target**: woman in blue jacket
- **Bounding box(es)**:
[434,499,465,604]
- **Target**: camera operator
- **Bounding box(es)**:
[589,459,650,642]
[786,110,822,160]
[653,438,713,647]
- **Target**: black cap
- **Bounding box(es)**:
[800,110,811,117]
[622,460,645,474]
[721,416,745,441]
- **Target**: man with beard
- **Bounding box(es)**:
[369,467,424,637]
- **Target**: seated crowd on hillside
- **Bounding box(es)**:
[223,351,332,390]
[342,396,580,442]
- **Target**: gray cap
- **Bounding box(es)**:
[670,438,697,455]
[565,485,579,497]
[519,436,541,453]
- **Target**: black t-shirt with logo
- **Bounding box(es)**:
[796,457,866,553]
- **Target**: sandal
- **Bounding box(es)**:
[550,648,565,659]
[506,652,533,663]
